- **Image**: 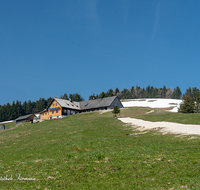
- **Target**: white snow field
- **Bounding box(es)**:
[121,98,182,112]
[120,99,200,136]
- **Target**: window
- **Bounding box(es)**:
[52,111,54,114]
[53,104,54,107]
[56,110,58,113]
[56,103,57,106]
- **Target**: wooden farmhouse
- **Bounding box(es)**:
[40,96,123,120]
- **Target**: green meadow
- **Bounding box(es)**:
[137,111,200,125]
[1,108,200,189]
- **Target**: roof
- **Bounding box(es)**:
[54,98,81,110]
[79,96,117,110]
[47,96,119,111]
[15,114,35,121]
[39,109,47,114]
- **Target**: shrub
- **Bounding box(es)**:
[112,106,120,117]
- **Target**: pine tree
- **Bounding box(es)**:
[166,88,173,99]
[184,87,192,98]
[121,88,130,99]
[99,92,106,99]
[0,105,6,122]
[115,88,120,94]
[192,88,200,112]
[11,101,17,119]
[22,101,27,115]
[89,93,96,100]
[194,94,200,113]
[172,86,182,99]
[5,103,11,120]
[47,97,53,106]
[31,101,36,113]
[161,86,167,98]
[130,86,136,98]
[69,93,84,102]
[0,105,2,122]
[63,93,68,100]
[14,100,22,118]
[112,106,120,117]
[107,89,114,97]
[179,95,195,113]
[145,85,151,98]
[26,100,32,114]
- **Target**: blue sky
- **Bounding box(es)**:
[1,0,200,105]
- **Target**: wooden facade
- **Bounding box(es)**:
[40,100,62,120]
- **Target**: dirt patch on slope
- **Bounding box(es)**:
[119,118,200,136]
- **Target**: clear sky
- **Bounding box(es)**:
[1,0,200,105]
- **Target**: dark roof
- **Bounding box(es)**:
[15,114,35,121]
[45,96,120,112]
[79,96,117,110]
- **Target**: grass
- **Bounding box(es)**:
[4,122,16,129]
[120,107,153,118]
[136,111,200,125]
[0,109,200,189]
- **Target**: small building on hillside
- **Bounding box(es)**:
[40,96,124,120]
[15,114,36,125]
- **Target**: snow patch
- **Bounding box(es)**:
[121,99,182,113]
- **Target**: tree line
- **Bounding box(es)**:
[179,87,200,113]
[89,85,182,100]
[0,93,84,122]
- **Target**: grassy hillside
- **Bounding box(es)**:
[1,110,200,189]
[136,111,200,125]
